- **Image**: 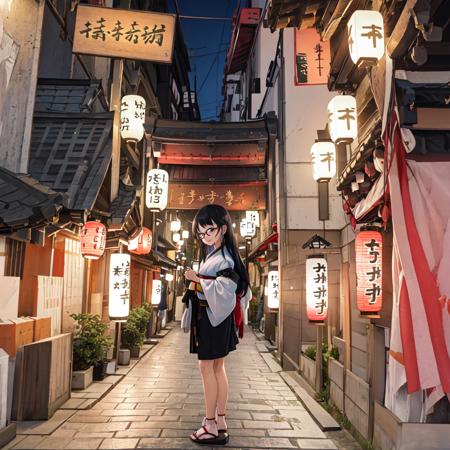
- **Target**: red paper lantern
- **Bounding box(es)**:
[128,227,152,255]
[356,230,382,314]
[81,222,106,259]
[306,257,328,322]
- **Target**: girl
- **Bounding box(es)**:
[184,204,252,445]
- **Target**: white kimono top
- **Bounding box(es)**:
[197,245,252,327]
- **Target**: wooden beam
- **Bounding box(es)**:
[411,107,450,130]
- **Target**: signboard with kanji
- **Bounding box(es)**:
[356,231,382,314]
[109,253,130,320]
[167,182,266,211]
[267,270,279,309]
[73,5,175,63]
[294,28,330,86]
[146,169,169,212]
[306,257,328,322]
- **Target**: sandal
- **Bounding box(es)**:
[190,417,228,446]
[217,413,227,433]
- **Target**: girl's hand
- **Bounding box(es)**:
[184,269,200,283]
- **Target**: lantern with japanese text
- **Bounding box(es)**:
[311,142,336,182]
[151,279,162,305]
[172,232,180,243]
[348,10,385,67]
[240,219,256,238]
[246,210,260,227]
[146,169,169,212]
[182,230,189,239]
[356,230,382,314]
[306,256,328,322]
[267,270,279,309]
[165,273,174,282]
[328,95,358,144]
[170,219,181,232]
[128,227,152,255]
[109,253,130,320]
[80,221,106,259]
[120,95,146,142]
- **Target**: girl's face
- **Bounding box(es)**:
[196,220,226,247]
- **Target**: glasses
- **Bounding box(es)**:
[196,226,218,240]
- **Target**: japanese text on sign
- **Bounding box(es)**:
[306,257,328,321]
[109,253,131,319]
[146,169,169,212]
[267,270,279,309]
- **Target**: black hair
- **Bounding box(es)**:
[192,204,250,296]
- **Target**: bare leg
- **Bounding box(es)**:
[213,358,228,431]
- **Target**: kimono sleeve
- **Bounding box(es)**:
[199,257,237,327]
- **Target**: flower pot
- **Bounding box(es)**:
[72,366,93,390]
[93,361,108,381]
[118,349,130,366]
[130,346,141,358]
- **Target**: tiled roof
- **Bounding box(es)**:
[109,183,141,238]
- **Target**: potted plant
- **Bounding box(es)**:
[122,306,150,358]
[71,313,112,389]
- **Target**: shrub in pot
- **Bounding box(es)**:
[71,313,112,387]
[121,306,150,357]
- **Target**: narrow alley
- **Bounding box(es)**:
[7,327,358,450]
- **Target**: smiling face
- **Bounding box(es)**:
[196,220,226,247]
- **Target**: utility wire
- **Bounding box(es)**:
[179,15,232,20]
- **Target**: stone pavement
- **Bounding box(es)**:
[6,326,360,450]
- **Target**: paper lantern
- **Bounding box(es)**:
[81,222,106,259]
[178,239,184,246]
[240,219,256,238]
[246,210,260,227]
[146,169,169,212]
[128,227,152,255]
[182,230,189,239]
[109,253,130,320]
[356,230,382,314]
[172,232,180,243]
[306,257,328,322]
[267,270,279,309]
[120,95,146,142]
[311,142,336,181]
[151,279,162,305]
[348,10,385,67]
[328,95,357,144]
[165,273,174,282]
[170,219,181,232]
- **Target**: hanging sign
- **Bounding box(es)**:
[109,253,130,320]
[294,28,330,85]
[73,5,176,63]
[306,257,328,322]
[356,230,382,314]
[81,221,106,259]
[246,210,260,227]
[240,219,256,238]
[267,270,279,309]
[151,279,162,305]
[146,169,169,212]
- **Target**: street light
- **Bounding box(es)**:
[170,219,181,232]
[120,95,146,142]
[182,230,189,239]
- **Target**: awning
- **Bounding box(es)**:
[109,183,141,239]
[151,249,177,269]
[248,224,278,260]
[0,167,67,234]
[157,236,178,251]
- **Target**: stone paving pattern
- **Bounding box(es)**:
[5,327,360,449]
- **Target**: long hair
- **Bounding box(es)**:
[192,204,250,296]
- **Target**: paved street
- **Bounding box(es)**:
[7,327,360,450]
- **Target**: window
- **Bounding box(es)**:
[4,238,26,278]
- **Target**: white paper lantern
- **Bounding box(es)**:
[120,95,146,142]
[146,169,169,212]
[170,219,181,232]
[178,239,184,246]
[348,10,385,66]
[328,95,357,144]
[311,142,336,181]
[246,210,260,227]
[192,261,200,272]
[182,230,189,239]
[267,270,279,309]
[240,219,256,238]
[165,273,174,282]
[306,257,328,322]
[109,253,130,320]
[151,279,162,305]
[172,232,180,243]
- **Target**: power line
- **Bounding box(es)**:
[179,15,232,20]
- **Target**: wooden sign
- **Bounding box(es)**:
[167,182,266,211]
[294,28,330,85]
[73,5,175,63]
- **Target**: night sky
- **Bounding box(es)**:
[174,0,240,121]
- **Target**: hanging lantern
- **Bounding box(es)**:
[182,230,189,239]
[348,10,385,67]
[306,256,328,322]
[151,279,162,305]
[172,232,181,243]
[165,273,174,282]
[120,95,146,142]
[170,219,181,232]
[146,169,169,212]
[80,222,106,259]
[356,230,383,314]
[240,219,256,238]
[178,239,184,246]
[109,253,130,320]
[267,270,279,309]
[128,227,152,255]
[311,142,336,182]
[328,95,358,144]
[246,210,260,228]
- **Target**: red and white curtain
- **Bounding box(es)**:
[383,60,450,420]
